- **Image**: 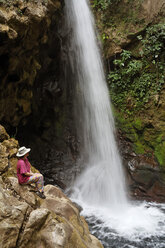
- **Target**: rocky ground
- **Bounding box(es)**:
[0,125,103,248]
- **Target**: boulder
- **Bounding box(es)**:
[0,178,29,248]
[0,143,9,174]
[0,127,19,176]
[39,184,103,248]
[147,181,165,202]
[0,176,103,248]
[19,208,71,248]
[0,182,103,248]
[7,177,38,207]
[0,125,9,142]
[126,155,165,202]
[2,138,19,158]
[41,184,80,220]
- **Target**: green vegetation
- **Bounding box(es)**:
[92,0,121,10]
[108,24,165,114]
[113,109,149,154]
[108,24,165,162]
[155,142,165,166]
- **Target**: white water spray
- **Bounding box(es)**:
[65,0,127,208]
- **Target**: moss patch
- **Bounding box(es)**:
[133,118,143,131]
[154,142,165,166]
[114,109,151,154]
[134,140,146,154]
[114,104,165,166]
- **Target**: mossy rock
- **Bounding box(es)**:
[132,118,143,131]
[114,110,142,143]
[133,141,146,154]
[113,107,165,161]
[154,141,165,166]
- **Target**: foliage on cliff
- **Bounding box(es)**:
[92,0,120,10]
[109,22,165,165]
[108,23,165,113]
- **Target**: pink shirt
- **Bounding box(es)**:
[17,158,30,184]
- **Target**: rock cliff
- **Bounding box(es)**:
[0,125,103,248]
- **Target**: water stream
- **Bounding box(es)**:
[64,0,165,247]
[65,0,127,209]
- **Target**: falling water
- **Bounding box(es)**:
[64,1,165,247]
[65,0,127,209]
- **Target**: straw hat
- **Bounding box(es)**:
[16,146,31,157]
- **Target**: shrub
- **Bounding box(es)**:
[108,24,165,114]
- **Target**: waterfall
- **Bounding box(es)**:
[63,2,165,247]
[65,0,128,209]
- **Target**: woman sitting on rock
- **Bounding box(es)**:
[16,146,46,199]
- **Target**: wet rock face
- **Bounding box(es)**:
[127,156,165,203]
[118,132,165,203]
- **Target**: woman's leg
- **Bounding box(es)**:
[26,173,44,193]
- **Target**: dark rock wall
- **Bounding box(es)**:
[0,0,78,188]
[0,1,60,127]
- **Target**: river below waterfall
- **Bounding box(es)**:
[70,197,165,248]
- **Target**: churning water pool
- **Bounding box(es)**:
[81,201,165,248]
